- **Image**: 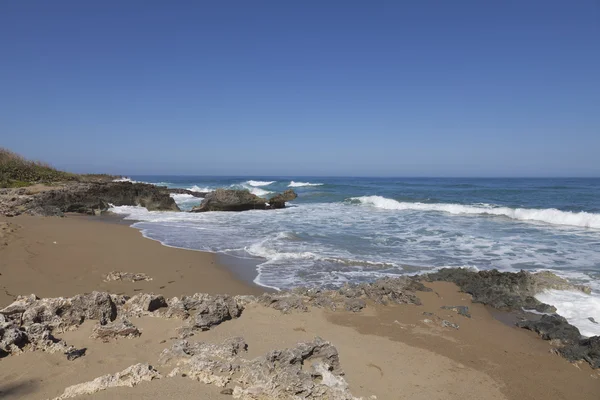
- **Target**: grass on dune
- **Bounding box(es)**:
[0,148,117,188]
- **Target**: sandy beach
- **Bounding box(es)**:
[0,214,598,399]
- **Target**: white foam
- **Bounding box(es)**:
[189,185,214,193]
[351,196,600,229]
[288,181,324,187]
[535,290,600,337]
[170,193,203,210]
[246,180,275,187]
[247,186,272,197]
[112,177,138,183]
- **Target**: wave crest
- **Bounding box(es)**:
[246,180,275,187]
[288,181,323,187]
[351,196,600,229]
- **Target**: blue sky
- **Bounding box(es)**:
[1,1,598,177]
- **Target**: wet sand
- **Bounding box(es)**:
[0,215,598,399]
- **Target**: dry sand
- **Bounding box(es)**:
[0,215,599,399]
[0,214,263,307]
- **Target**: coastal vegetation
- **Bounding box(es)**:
[0,147,116,188]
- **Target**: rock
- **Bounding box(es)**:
[558,336,600,369]
[267,189,298,209]
[19,182,180,216]
[344,298,366,312]
[104,271,153,282]
[0,291,118,358]
[65,348,87,361]
[441,305,471,318]
[259,293,308,313]
[160,336,361,399]
[423,268,590,312]
[160,337,247,387]
[192,295,242,331]
[339,276,428,306]
[442,320,459,329]
[517,315,600,369]
[52,363,162,399]
[90,319,141,341]
[120,293,167,317]
[234,337,358,400]
[191,189,267,212]
[517,315,581,345]
[166,188,209,198]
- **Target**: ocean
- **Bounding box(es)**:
[109,177,600,336]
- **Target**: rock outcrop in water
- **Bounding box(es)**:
[0,181,179,217]
[190,188,297,212]
[166,188,209,198]
[268,189,298,209]
[423,268,590,313]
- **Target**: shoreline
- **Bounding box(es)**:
[90,212,273,292]
[0,214,264,307]
[0,214,599,399]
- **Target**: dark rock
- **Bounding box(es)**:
[166,188,209,198]
[559,336,600,369]
[441,305,471,318]
[517,314,581,345]
[268,189,298,209]
[423,268,589,312]
[191,189,267,212]
[220,388,234,395]
[1,182,180,217]
[65,347,87,361]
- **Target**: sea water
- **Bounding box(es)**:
[109,177,600,336]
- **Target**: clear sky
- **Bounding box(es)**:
[1,1,598,177]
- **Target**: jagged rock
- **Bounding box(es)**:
[191,189,267,212]
[559,336,600,369]
[517,315,581,345]
[90,319,141,342]
[517,315,600,369]
[441,305,471,318]
[0,322,27,356]
[65,348,87,361]
[166,188,209,198]
[6,182,180,216]
[423,268,589,312]
[344,298,366,312]
[442,320,459,329]
[160,337,247,387]
[104,271,153,282]
[340,277,429,305]
[192,295,242,331]
[0,291,117,358]
[234,337,358,400]
[52,363,162,399]
[259,293,308,314]
[268,189,297,209]
[260,276,427,315]
[160,336,362,399]
[120,293,167,317]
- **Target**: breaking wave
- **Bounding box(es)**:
[351,196,600,229]
[246,180,276,187]
[288,181,323,187]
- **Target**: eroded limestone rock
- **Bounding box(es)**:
[51,363,161,399]
[90,318,141,342]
